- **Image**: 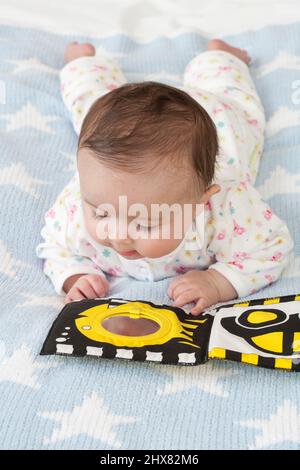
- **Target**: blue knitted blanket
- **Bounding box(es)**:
[0,22,300,450]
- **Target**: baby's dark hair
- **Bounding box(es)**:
[78,81,219,189]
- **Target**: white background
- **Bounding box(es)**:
[1,0,300,40]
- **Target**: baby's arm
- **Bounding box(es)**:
[36,175,108,298]
[169,180,293,315]
[207,180,294,297]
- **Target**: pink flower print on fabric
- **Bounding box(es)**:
[228,260,244,270]
[107,84,118,91]
[212,107,223,115]
[247,119,258,126]
[216,230,226,240]
[233,219,245,236]
[173,265,188,274]
[265,274,274,283]
[239,181,248,190]
[68,204,77,222]
[45,208,56,219]
[234,251,250,261]
[215,65,232,78]
[219,66,232,72]
[107,266,123,276]
[205,200,212,212]
[263,209,273,220]
[270,252,283,262]
[90,65,109,72]
[221,101,232,110]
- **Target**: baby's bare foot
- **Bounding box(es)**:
[207,38,251,65]
[64,42,96,63]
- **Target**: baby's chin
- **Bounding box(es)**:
[111,241,179,260]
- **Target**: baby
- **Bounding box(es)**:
[36,39,294,316]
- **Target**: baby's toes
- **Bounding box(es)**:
[64,42,95,63]
[81,43,96,56]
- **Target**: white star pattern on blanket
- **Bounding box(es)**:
[38,391,138,447]
[0,162,48,198]
[266,106,300,138]
[254,51,300,77]
[0,102,60,133]
[0,239,28,278]
[6,57,58,75]
[257,166,300,199]
[16,292,64,308]
[0,345,58,389]
[239,400,300,449]
[156,362,238,398]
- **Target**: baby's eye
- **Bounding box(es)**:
[137,223,157,232]
[94,210,108,220]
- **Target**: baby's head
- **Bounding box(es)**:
[77,81,219,259]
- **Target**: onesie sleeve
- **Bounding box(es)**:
[207,180,294,297]
[36,174,106,296]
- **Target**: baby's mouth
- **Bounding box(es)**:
[116,249,139,257]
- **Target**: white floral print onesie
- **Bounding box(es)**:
[36,50,294,297]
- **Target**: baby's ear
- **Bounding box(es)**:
[200,184,220,204]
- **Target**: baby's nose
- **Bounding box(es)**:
[108,230,133,245]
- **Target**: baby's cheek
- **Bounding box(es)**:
[84,216,110,246]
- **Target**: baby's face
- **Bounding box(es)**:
[77,150,218,259]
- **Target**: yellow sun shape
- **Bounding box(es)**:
[75,301,206,348]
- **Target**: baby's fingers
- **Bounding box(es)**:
[190,298,208,316]
[88,275,109,297]
[65,288,86,304]
[173,289,196,308]
[77,278,99,299]
[167,275,185,299]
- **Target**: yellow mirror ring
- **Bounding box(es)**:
[75,301,205,348]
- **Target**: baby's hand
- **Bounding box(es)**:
[167,269,237,316]
[64,274,109,304]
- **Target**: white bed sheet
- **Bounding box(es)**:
[1,0,300,40]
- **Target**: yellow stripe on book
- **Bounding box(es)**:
[241,353,259,365]
[275,358,292,370]
[208,348,226,359]
[234,302,249,307]
[264,298,280,304]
